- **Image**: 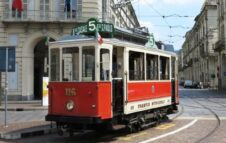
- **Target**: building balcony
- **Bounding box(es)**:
[193,57,199,63]
[187,59,193,67]
[214,38,225,52]
[183,59,193,70]
[178,65,184,72]
[1,10,92,23]
[200,51,209,58]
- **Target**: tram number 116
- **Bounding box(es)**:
[65,88,76,96]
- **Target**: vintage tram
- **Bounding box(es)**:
[46,20,179,135]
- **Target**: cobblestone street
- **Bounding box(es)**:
[0,88,224,143]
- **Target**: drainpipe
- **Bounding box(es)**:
[102,0,108,22]
[218,51,222,90]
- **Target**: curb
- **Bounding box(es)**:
[0,124,57,140]
[1,101,42,104]
[0,107,48,111]
[168,105,183,120]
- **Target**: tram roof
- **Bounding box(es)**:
[58,35,94,41]
[51,26,150,45]
[50,35,177,57]
[107,38,177,57]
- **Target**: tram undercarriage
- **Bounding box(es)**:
[52,104,177,136]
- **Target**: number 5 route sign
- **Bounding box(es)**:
[0,46,16,72]
[71,18,114,36]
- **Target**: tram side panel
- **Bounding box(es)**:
[47,82,112,120]
[125,81,172,114]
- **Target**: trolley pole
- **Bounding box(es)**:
[4,48,8,128]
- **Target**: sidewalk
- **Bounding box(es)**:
[0,101,56,140]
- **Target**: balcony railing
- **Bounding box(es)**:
[1,10,96,23]
[214,38,225,52]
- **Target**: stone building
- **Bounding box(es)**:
[0,0,140,100]
[179,0,218,88]
[177,49,184,82]
[214,0,226,89]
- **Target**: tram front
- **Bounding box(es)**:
[45,35,114,131]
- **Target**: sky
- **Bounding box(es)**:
[132,0,205,50]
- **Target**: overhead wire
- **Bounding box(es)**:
[142,0,171,28]
[142,0,175,44]
[120,0,192,46]
[135,0,193,45]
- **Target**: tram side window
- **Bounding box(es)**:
[50,48,60,81]
[82,46,95,81]
[100,49,110,81]
[146,54,159,80]
[62,47,79,81]
[129,51,144,80]
[160,56,170,80]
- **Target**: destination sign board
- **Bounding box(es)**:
[71,18,114,36]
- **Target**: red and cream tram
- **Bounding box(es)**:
[46,20,179,134]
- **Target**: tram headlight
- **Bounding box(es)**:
[66,100,74,111]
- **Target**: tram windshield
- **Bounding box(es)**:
[82,46,95,81]
[49,46,96,82]
[62,47,79,81]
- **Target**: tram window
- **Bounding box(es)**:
[146,54,159,80]
[160,56,170,80]
[50,48,60,81]
[129,51,144,80]
[62,47,79,81]
[100,49,110,81]
[82,46,95,81]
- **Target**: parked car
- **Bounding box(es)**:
[184,80,193,88]
[192,81,200,88]
[179,80,185,86]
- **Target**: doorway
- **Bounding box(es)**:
[112,46,124,116]
[33,37,54,100]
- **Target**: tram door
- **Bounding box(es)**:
[171,57,177,104]
[112,47,124,116]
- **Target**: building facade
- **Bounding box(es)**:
[179,0,218,88]
[0,0,140,100]
[214,0,226,89]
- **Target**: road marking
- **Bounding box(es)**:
[155,123,175,130]
[118,132,147,141]
[176,117,226,120]
[139,119,198,143]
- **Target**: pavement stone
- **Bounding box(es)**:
[0,88,224,140]
[0,122,56,140]
[0,101,56,140]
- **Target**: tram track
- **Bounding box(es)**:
[206,98,226,108]
[181,102,226,112]
[180,94,226,111]
[185,97,221,143]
